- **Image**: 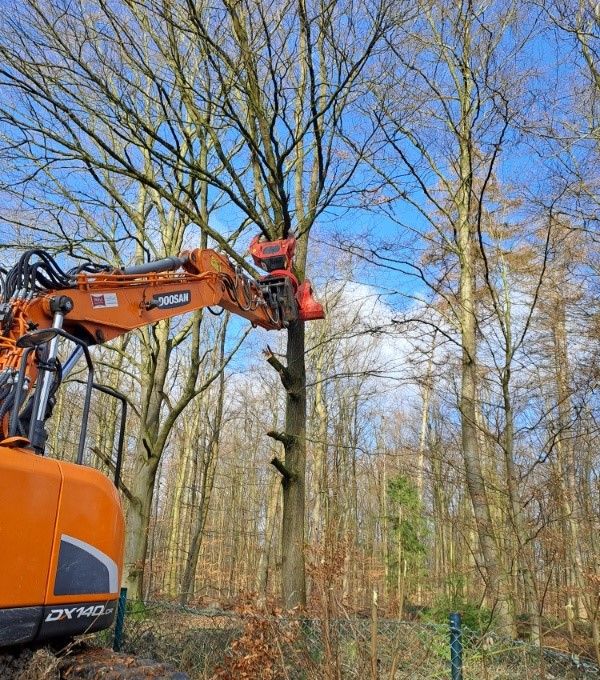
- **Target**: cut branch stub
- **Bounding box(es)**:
[267,430,293,448]
[270,455,294,483]
[263,345,294,392]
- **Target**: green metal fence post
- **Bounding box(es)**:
[113,587,128,652]
[449,612,463,680]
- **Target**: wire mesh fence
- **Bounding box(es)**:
[103,600,600,679]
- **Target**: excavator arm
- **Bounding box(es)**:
[0,241,323,439]
[19,247,286,345]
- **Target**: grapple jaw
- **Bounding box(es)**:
[295,281,324,321]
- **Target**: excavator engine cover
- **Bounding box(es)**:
[0,446,124,646]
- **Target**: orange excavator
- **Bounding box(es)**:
[0,237,323,647]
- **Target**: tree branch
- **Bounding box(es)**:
[91,446,134,503]
[264,345,293,391]
[270,455,294,482]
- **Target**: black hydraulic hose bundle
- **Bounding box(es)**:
[0,370,16,426]
[3,250,71,299]
[1,250,110,301]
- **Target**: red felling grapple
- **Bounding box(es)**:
[250,235,324,322]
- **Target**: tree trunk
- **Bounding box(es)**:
[551,296,599,660]
[454,26,515,629]
[164,427,193,598]
[310,346,329,545]
[280,319,307,608]
[124,452,160,599]
[502,370,541,643]
[457,126,515,634]
[416,347,434,605]
[180,389,222,604]
[123,322,171,599]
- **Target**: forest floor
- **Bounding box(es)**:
[0,643,189,679]
[98,604,600,679]
[2,606,598,679]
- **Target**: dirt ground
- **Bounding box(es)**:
[0,643,189,679]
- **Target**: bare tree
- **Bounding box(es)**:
[351,0,543,633]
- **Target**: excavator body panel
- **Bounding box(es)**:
[0,447,124,646]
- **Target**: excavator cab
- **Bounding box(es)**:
[0,329,125,647]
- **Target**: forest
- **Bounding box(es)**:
[0,0,599,674]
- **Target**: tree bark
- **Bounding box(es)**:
[124,452,161,599]
[279,320,307,608]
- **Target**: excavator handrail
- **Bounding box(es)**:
[9,328,95,457]
[72,379,128,489]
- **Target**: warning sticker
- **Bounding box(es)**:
[90,293,119,309]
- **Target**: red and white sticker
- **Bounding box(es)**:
[90,293,119,309]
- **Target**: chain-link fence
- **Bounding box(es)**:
[106,600,600,679]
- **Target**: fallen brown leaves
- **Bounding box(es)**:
[0,644,190,680]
